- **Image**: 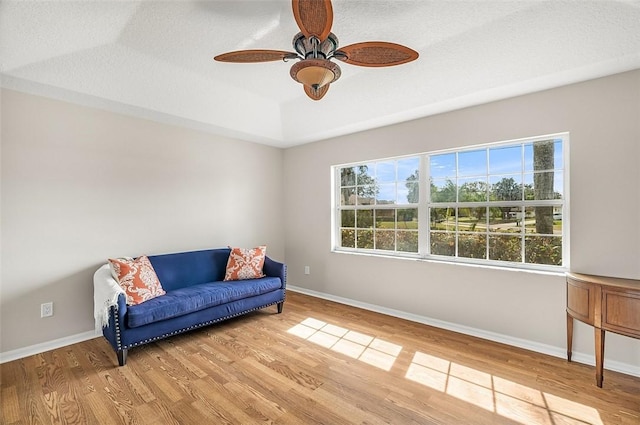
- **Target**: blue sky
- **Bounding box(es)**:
[367,157,419,203]
[430,140,564,196]
[430,140,563,178]
[346,139,564,203]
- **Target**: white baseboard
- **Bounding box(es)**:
[0,330,100,364]
[287,285,640,378]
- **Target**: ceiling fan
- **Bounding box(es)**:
[214,0,419,100]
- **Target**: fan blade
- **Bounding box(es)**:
[335,42,419,67]
[292,0,333,42]
[304,83,329,100]
[214,50,298,63]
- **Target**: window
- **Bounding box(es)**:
[334,134,568,271]
[338,157,420,253]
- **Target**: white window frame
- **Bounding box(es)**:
[332,133,569,272]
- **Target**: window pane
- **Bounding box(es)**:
[397,230,418,252]
[430,232,455,256]
[341,187,356,205]
[376,162,395,183]
[357,186,376,205]
[341,167,355,186]
[431,179,456,202]
[459,207,487,233]
[489,145,522,174]
[458,150,486,177]
[375,209,395,229]
[488,207,523,233]
[402,182,418,204]
[377,183,396,204]
[341,210,355,227]
[356,210,373,228]
[458,178,487,202]
[398,208,418,229]
[554,171,564,200]
[430,207,456,231]
[523,171,562,201]
[489,234,522,262]
[375,230,395,250]
[553,140,563,170]
[398,157,420,181]
[526,206,555,236]
[458,234,486,259]
[430,153,456,178]
[525,236,562,265]
[490,175,522,201]
[524,139,556,172]
[356,229,373,249]
[533,171,556,200]
[553,209,563,234]
[341,229,355,248]
[357,164,375,184]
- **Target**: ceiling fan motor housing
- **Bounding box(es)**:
[293,32,339,60]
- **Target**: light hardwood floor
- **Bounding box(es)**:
[2,292,639,424]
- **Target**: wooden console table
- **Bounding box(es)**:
[566,272,640,387]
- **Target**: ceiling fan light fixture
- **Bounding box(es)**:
[290,59,341,89]
[215,0,419,100]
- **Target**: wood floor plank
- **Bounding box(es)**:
[1,385,21,424]
[2,292,639,424]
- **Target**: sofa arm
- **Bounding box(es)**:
[264,256,287,289]
[101,292,128,361]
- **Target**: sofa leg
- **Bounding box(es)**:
[277,302,284,314]
[117,349,128,366]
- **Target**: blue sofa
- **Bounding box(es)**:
[94,248,286,366]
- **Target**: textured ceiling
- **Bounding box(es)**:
[2,0,639,148]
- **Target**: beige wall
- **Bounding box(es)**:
[283,70,640,369]
[0,89,284,353]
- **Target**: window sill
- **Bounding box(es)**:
[331,248,566,277]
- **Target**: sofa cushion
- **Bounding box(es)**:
[224,246,266,281]
[126,277,282,328]
[108,256,166,305]
[148,249,230,291]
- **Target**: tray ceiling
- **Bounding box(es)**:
[2,0,639,148]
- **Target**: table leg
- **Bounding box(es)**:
[595,328,605,388]
[566,312,574,362]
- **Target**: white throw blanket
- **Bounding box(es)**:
[93,264,125,330]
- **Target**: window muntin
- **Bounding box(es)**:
[334,135,567,270]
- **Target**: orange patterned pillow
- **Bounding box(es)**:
[224,246,267,281]
[108,256,166,305]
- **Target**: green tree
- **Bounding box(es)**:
[432,178,457,202]
[406,169,419,203]
[492,177,522,219]
[459,181,487,221]
[429,178,457,224]
[341,165,379,205]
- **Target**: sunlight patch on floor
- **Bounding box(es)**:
[406,351,604,425]
[287,318,401,371]
[288,318,604,425]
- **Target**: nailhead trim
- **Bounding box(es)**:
[116,300,284,350]
[113,305,123,350]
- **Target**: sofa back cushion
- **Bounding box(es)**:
[148,248,230,291]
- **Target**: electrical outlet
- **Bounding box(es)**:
[41,302,53,318]
[304,266,310,275]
